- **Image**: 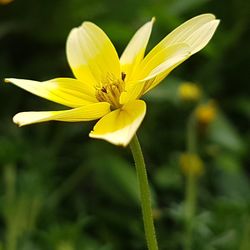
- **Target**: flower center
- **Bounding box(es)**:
[96,73,126,109]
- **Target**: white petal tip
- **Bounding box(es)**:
[214,19,220,26]
[4,78,11,83]
[13,115,23,127]
[89,132,129,147]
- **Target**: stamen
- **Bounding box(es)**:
[95,74,125,109]
[121,72,126,81]
[101,87,107,93]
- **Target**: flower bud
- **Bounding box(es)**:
[195,100,217,125]
[0,0,13,5]
[180,153,204,176]
[178,82,202,102]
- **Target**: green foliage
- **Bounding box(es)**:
[0,0,249,249]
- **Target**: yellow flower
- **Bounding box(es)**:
[180,153,204,176]
[196,100,217,125]
[178,82,202,102]
[0,0,13,4]
[6,14,219,146]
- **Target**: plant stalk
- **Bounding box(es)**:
[129,135,159,250]
[184,113,198,250]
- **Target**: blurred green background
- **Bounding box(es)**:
[0,0,249,249]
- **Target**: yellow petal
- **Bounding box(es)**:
[89,100,146,146]
[119,81,145,105]
[120,44,190,104]
[182,20,220,54]
[147,14,219,58]
[120,50,188,104]
[13,102,111,127]
[5,78,97,108]
[66,21,120,85]
[133,14,219,94]
[129,44,189,94]
[138,43,190,80]
[120,18,154,81]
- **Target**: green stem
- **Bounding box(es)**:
[129,135,159,250]
[184,113,198,250]
[187,113,197,154]
[184,172,197,250]
[239,216,250,250]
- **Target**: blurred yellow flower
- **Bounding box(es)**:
[0,0,13,4]
[6,14,219,146]
[196,100,217,125]
[57,241,74,250]
[178,82,202,101]
[180,153,204,176]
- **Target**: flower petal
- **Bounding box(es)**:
[146,14,219,59]
[13,102,111,127]
[126,43,189,94]
[120,44,190,104]
[120,18,154,81]
[132,14,219,94]
[66,21,120,85]
[89,100,146,146]
[119,81,145,105]
[5,78,97,108]
[137,43,190,80]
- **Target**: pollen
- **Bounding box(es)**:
[96,73,125,109]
